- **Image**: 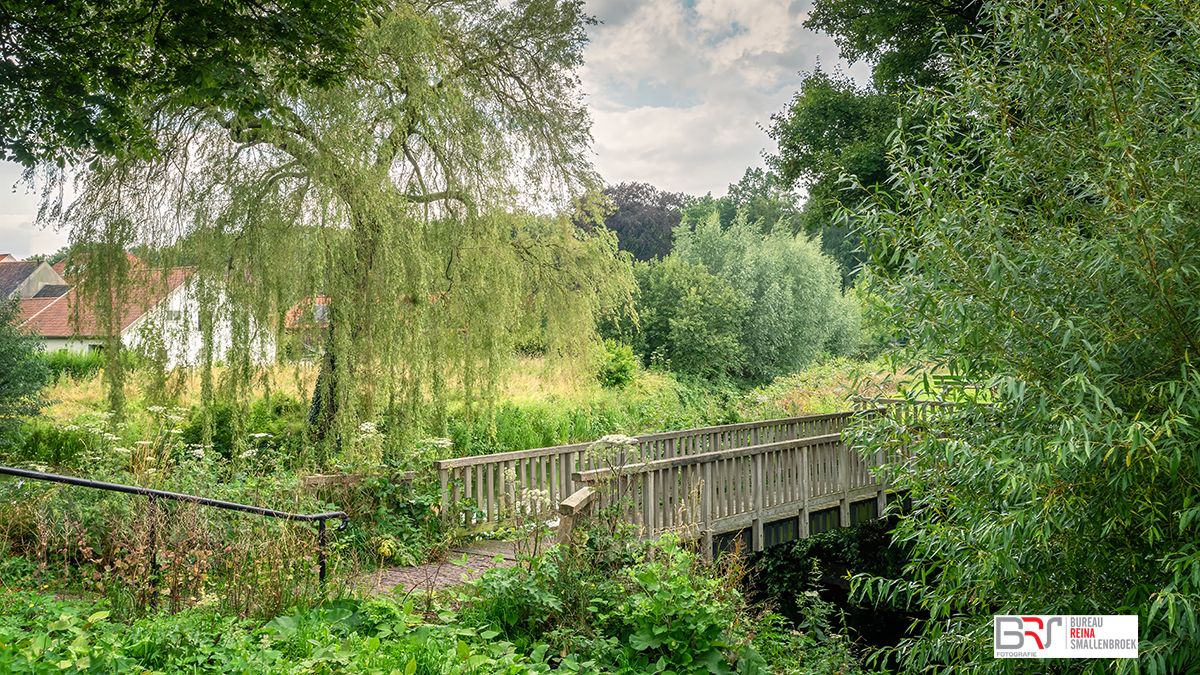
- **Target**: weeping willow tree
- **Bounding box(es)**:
[52,0,632,451]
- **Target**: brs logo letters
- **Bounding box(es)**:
[995,616,1063,650]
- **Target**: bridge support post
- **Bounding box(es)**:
[752,454,764,551]
[875,448,888,520]
[838,441,850,529]
[701,462,713,562]
[799,446,810,538]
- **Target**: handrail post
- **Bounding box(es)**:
[148,494,158,607]
[799,445,810,538]
[752,453,764,551]
[438,468,451,525]
[318,518,327,584]
[701,462,713,562]
[838,440,850,528]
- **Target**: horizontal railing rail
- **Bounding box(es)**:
[0,465,348,582]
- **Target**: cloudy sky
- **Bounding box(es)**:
[0,0,866,260]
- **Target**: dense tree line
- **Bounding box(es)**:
[852,1,1200,670]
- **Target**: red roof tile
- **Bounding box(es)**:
[21,267,191,339]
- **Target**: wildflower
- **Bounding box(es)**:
[248,432,272,439]
[239,449,258,460]
[358,421,378,434]
[417,437,453,448]
[592,434,639,447]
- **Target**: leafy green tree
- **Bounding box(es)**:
[0,300,50,447]
[855,1,1200,671]
[1,0,364,167]
[55,0,631,445]
[768,0,983,285]
[681,168,803,237]
[633,258,746,379]
[675,210,859,381]
[805,0,982,93]
[592,182,685,262]
[765,71,896,282]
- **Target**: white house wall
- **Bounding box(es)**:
[122,279,276,369]
[40,338,104,354]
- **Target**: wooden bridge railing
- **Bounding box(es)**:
[434,412,857,532]
[559,398,955,555]
[570,413,888,555]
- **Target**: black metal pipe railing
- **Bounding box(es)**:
[0,465,349,584]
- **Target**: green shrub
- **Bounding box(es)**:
[634,257,746,379]
[597,538,764,675]
[3,414,119,468]
[597,340,638,388]
[749,518,909,622]
[38,348,104,382]
[0,299,50,447]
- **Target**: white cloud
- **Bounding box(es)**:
[582,0,871,196]
[0,161,69,259]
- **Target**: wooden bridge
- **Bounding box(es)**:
[435,402,938,556]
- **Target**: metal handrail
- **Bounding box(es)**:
[0,465,348,583]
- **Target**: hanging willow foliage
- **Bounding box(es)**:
[51,0,632,450]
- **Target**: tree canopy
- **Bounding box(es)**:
[1,0,365,167]
[54,0,630,449]
[856,1,1200,670]
[766,0,985,287]
[591,182,685,262]
[675,210,859,381]
[805,0,982,93]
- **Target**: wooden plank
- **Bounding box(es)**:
[753,454,764,551]
[838,442,850,528]
[559,486,596,516]
[486,463,495,523]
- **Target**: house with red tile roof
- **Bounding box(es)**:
[18,253,274,367]
[0,258,71,300]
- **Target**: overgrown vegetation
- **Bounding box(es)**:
[0,516,869,675]
[850,1,1200,672]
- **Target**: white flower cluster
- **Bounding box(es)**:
[593,434,638,447]
[417,437,453,448]
[518,488,552,515]
[359,422,379,435]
